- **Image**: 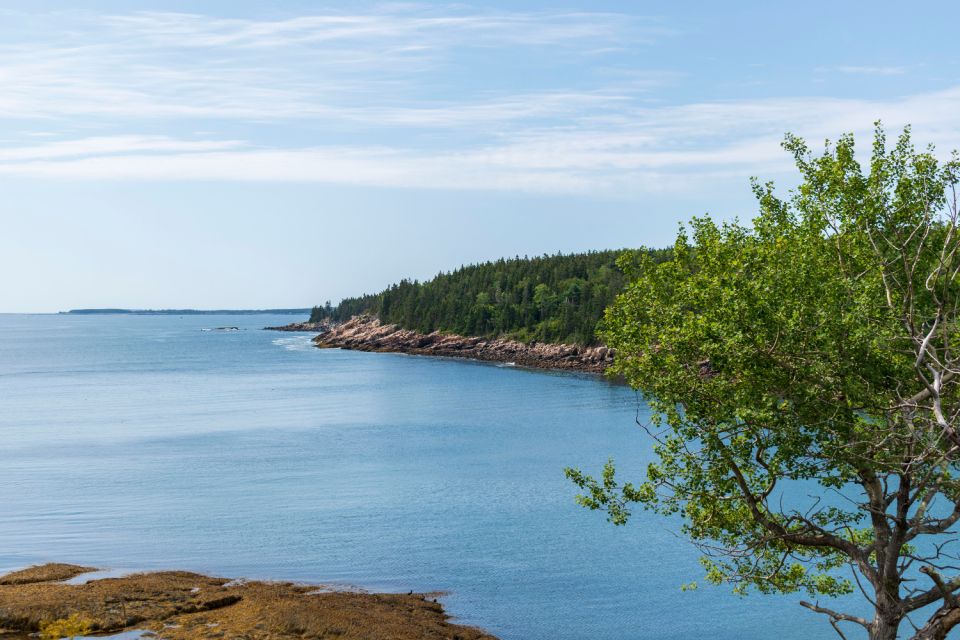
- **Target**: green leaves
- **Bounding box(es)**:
[572,125,960,610]
[564,458,649,526]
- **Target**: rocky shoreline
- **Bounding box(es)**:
[267,315,614,373]
[0,563,496,640]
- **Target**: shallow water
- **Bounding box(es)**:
[0,314,855,639]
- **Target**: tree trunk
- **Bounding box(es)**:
[869,588,904,640]
[870,617,901,640]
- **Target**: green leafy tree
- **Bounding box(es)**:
[567,125,960,640]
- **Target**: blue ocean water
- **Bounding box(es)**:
[0,313,850,639]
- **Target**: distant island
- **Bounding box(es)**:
[63,308,311,315]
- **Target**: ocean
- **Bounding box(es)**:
[0,313,852,639]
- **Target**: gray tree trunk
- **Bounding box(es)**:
[870,617,901,640]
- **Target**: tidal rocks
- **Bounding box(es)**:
[0,564,96,585]
[0,564,497,640]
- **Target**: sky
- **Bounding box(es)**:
[2,1,960,312]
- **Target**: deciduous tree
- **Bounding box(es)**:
[567,125,960,640]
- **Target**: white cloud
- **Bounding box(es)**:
[0,7,957,196]
[1,84,959,195]
[0,136,245,162]
[836,65,908,76]
[101,10,670,50]
[0,7,670,123]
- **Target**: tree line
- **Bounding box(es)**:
[310,249,671,345]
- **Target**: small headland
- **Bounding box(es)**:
[263,320,334,333]
[0,564,496,640]
[266,315,614,373]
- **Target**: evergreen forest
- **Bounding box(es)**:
[310,249,670,345]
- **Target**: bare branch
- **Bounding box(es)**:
[799,600,870,629]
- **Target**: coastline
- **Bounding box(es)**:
[266,315,614,374]
[0,564,497,640]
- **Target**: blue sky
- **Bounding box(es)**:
[2,1,959,312]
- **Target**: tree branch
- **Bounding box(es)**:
[903,570,960,612]
[799,600,869,629]
[921,566,959,607]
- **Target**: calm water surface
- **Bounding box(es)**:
[0,314,848,639]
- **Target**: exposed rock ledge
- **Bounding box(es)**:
[0,563,496,640]
[305,315,614,373]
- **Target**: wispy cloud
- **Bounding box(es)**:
[102,10,669,49]
[835,65,908,76]
[0,136,245,162]
[0,7,957,196]
[0,7,669,123]
[2,86,960,194]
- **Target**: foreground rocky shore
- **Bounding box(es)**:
[269,316,614,373]
[0,564,496,640]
